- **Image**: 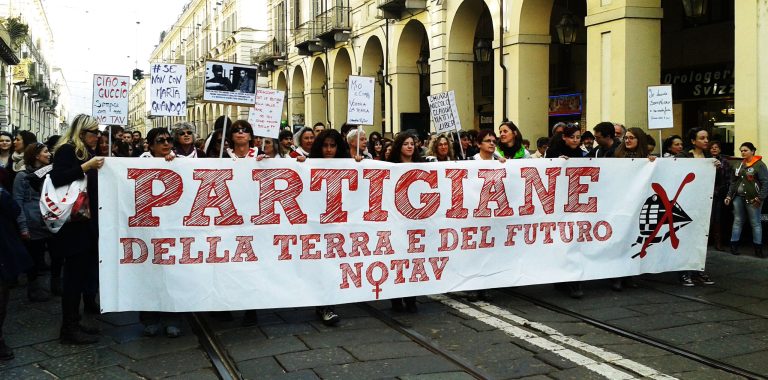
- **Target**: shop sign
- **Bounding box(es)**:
[661,64,734,100]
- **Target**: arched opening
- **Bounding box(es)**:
[447,0,495,131]
[361,36,385,135]
[548,0,587,133]
[332,48,353,129]
[395,20,429,136]
[276,71,288,123]
[291,65,306,127]
[309,57,328,128]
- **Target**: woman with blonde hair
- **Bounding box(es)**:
[50,114,104,345]
[425,134,455,162]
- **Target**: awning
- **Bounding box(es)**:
[0,37,19,65]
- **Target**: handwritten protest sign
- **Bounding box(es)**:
[427,91,461,133]
[248,88,285,139]
[92,74,129,125]
[149,64,186,117]
[347,76,375,125]
[99,158,714,312]
[647,85,674,130]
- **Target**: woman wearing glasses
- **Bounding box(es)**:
[49,114,105,345]
[137,128,184,338]
[467,129,505,302]
[173,122,205,158]
[225,120,261,159]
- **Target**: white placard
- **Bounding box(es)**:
[99,158,714,312]
[92,74,130,125]
[203,60,258,106]
[148,63,187,117]
[427,91,462,133]
[248,88,285,139]
[347,76,375,125]
[648,85,674,130]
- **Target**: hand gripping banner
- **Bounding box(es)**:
[98,158,715,312]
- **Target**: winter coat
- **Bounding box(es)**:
[49,144,99,258]
[0,187,33,281]
[728,156,768,201]
[12,166,52,240]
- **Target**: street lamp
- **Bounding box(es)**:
[416,53,429,77]
[473,38,492,64]
[681,0,708,18]
[556,11,579,45]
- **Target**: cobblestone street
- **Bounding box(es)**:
[1,248,765,379]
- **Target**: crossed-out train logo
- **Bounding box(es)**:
[631,173,696,259]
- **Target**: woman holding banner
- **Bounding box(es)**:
[291,126,315,158]
[425,134,455,162]
[545,124,585,159]
[675,127,716,286]
[225,120,261,159]
[137,127,185,338]
[50,114,104,345]
[387,132,424,313]
[173,122,206,158]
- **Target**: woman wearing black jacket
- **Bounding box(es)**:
[49,114,104,344]
[545,124,585,159]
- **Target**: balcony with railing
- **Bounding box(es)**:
[377,0,426,19]
[293,21,317,55]
[314,6,350,42]
[253,38,287,64]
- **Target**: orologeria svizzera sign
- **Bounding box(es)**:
[98,158,715,312]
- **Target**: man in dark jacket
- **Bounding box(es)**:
[590,122,620,158]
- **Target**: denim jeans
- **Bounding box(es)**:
[730,196,763,244]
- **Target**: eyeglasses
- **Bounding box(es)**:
[624,136,636,141]
[482,139,497,144]
[233,128,251,134]
[155,137,172,144]
[179,130,193,136]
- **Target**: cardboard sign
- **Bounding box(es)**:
[647,85,674,130]
[98,158,714,312]
[203,60,258,106]
[92,74,129,125]
[248,88,285,139]
[149,64,187,117]
[347,76,375,125]
[427,91,461,133]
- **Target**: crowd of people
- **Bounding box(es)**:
[0,114,766,360]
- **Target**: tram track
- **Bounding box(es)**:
[502,289,767,380]
[358,302,493,380]
[638,279,768,320]
[186,312,243,380]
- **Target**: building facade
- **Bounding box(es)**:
[0,0,63,139]
[255,0,763,154]
[136,0,268,137]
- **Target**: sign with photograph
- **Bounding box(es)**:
[149,63,187,117]
[427,91,461,133]
[92,74,130,125]
[203,60,258,106]
[248,88,285,139]
[347,76,375,125]
[647,85,674,130]
[548,93,582,116]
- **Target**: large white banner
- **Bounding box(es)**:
[99,158,715,312]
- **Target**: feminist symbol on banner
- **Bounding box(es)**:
[368,262,388,299]
[631,173,695,259]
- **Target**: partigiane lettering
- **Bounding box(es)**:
[117,165,609,298]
